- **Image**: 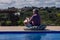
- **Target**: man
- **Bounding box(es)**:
[24,9,41,27]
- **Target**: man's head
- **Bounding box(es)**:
[33,9,38,14]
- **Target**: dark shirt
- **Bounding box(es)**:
[29,14,41,26]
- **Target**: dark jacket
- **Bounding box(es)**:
[29,14,41,26]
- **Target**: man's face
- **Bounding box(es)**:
[33,9,35,14]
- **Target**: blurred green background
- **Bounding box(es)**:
[0,7,60,26]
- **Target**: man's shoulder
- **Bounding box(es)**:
[33,14,37,16]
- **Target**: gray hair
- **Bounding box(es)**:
[33,9,39,14]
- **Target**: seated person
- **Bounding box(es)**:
[24,9,41,28]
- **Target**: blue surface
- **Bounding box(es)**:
[0,33,60,40]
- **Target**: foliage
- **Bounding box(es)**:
[0,7,60,26]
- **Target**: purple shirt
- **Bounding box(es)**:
[29,14,41,26]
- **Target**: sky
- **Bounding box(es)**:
[0,0,60,9]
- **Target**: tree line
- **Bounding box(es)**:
[0,7,60,26]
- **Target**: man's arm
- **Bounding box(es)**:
[29,14,36,23]
[29,16,34,23]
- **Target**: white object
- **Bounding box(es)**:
[14,12,20,15]
[24,19,28,23]
[24,18,29,23]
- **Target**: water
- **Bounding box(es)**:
[0,33,60,40]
